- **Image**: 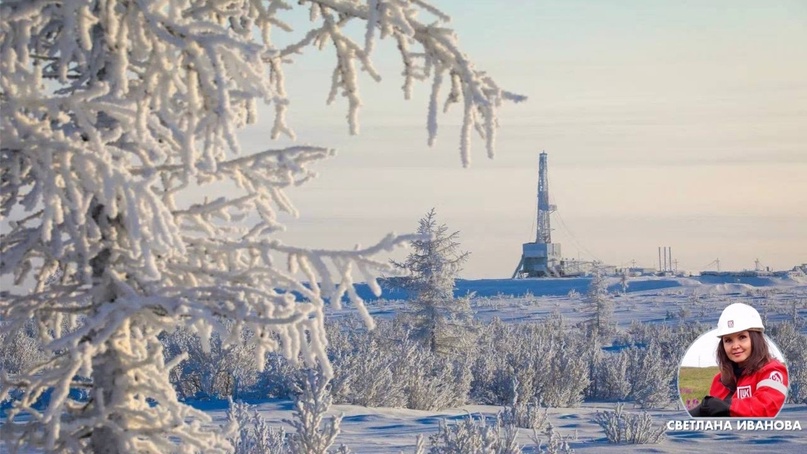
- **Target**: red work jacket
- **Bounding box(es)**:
[709,359,788,417]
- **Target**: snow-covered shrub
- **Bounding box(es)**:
[226,399,288,454]
[587,349,631,402]
[470,315,589,407]
[624,344,673,409]
[785,300,806,326]
[767,321,807,404]
[162,323,259,400]
[473,296,502,310]
[499,388,548,430]
[327,320,407,408]
[427,414,520,454]
[251,353,306,400]
[531,422,575,454]
[0,321,49,414]
[226,371,351,454]
[285,370,345,454]
[469,319,523,405]
[614,320,707,405]
[539,336,590,408]
[0,321,52,416]
[593,403,665,444]
[406,343,472,411]
[0,320,48,376]
[328,316,471,411]
[529,315,590,407]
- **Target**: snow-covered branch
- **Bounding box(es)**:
[281,0,526,165]
[0,0,521,450]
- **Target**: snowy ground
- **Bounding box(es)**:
[202,400,807,453]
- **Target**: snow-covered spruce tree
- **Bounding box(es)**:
[0,1,523,451]
[391,208,471,354]
[582,269,614,341]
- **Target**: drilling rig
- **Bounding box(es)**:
[512,152,562,278]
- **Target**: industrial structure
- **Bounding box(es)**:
[658,246,674,274]
[512,152,562,278]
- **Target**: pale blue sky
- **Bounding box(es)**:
[250,0,807,278]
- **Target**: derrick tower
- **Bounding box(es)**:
[512,152,561,278]
[536,152,553,244]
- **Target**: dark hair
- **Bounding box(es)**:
[716,330,772,389]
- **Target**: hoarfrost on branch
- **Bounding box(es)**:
[0,0,522,451]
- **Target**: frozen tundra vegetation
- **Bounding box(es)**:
[201,275,807,453]
[4,274,807,452]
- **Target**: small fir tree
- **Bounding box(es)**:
[584,269,614,341]
[391,209,470,354]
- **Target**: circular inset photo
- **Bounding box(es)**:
[678,303,788,418]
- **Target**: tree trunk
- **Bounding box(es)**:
[90,340,128,454]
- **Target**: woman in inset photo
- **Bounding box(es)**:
[689,302,788,417]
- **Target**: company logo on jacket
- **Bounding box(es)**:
[732,368,786,400]
[737,386,752,399]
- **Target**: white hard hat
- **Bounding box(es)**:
[716,302,764,337]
